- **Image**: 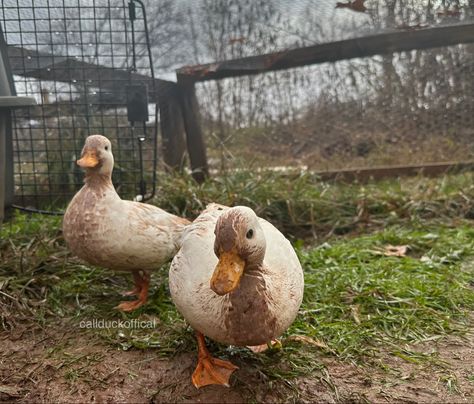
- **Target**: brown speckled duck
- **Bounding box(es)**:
[169,204,304,388]
[63,135,190,311]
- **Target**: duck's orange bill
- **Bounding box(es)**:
[210,250,245,295]
[77,150,99,168]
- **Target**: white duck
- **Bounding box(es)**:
[169,204,304,388]
[63,135,190,311]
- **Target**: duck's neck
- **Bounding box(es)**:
[84,171,114,191]
[243,261,264,276]
[230,262,267,303]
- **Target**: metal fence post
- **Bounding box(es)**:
[0,109,6,223]
[0,25,36,223]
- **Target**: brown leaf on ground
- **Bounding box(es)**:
[247,339,282,353]
[350,304,361,325]
[383,245,409,257]
[286,335,329,350]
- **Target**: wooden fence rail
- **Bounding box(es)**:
[177,23,474,82]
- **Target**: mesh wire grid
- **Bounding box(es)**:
[1,0,157,211]
[195,42,474,172]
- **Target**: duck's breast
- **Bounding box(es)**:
[64,188,188,271]
[218,219,303,346]
[169,205,231,338]
[63,185,112,266]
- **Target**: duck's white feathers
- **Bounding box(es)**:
[63,177,189,271]
[169,203,304,346]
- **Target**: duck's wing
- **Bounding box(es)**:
[127,202,190,235]
[258,218,305,329]
[93,200,190,270]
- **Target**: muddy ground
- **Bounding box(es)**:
[1,321,473,403]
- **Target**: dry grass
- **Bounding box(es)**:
[205,123,474,172]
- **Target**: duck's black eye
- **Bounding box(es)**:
[105,146,109,151]
[246,229,254,239]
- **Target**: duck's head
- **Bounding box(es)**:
[77,135,114,176]
[211,206,266,296]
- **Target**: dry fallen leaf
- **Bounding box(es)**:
[351,304,361,325]
[286,335,329,349]
[247,339,281,353]
[383,245,409,257]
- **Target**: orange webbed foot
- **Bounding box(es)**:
[121,271,145,296]
[115,299,145,312]
[192,356,238,388]
[192,331,238,388]
[121,286,141,297]
[116,271,149,312]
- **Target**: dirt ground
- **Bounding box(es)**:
[1,321,473,403]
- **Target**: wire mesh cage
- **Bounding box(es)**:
[1,0,158,211]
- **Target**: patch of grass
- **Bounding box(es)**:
[294,224,474,362]
[439,373,461,394]
[151,169,474,239]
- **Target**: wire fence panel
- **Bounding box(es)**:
[160,1,474,175]
[195,42,474,173]
[1,0,158,211]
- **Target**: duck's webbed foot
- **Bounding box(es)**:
[116,270,150,312]
[192,356,238,388]
[192,332,238,388]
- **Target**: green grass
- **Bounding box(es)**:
[295,224,474,361]
[2,171,474,386]
[150,169,474,238]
